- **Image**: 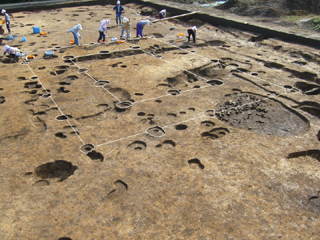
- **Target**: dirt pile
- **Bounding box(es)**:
[216,0,286,17]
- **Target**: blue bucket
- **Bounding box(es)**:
[21,36,26,42]
[33,26,40,34]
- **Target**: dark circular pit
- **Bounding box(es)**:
[206,79,224,86]
[167,89,181,96]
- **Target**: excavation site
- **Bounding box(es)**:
[0,0,320,239]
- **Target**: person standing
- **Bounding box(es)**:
[113,1,124,26]
[187,26,197,43]
[98,19,110,43]
[68,24,82,46]
[1,9,11,34]
[159,9,166,19]
[120,17,130,39]
[136,20,150,38]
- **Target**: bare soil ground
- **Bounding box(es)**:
[0,1,320,239]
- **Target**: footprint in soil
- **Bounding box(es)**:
[107,180,128,200]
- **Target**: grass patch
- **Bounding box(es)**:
[282,14,318,22]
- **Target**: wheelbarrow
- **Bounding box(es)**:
[0,26,19,44]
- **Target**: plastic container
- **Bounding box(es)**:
[177,33,185,36]
[21,36,26,42]
[111,37,117,42]
[27,55,35,59]
[117,40,125,43]
[45,51,54,56]
[40,32,48,36]
[33,26,40,34]
[0,20,5,24]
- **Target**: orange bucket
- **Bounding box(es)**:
[177,33,184,36]
[40,32,48,36]
[69,39,75,44]
[117,40,125,43]
[27,55,35,59]
[0,19,5,24]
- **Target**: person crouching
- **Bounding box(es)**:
[68,24,82,46]
[187,26,197,43]
[136,20,150,38]
[2,45,21,62]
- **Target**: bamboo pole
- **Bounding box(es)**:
[152,11,198,23]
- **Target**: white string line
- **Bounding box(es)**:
[25,63,85,145]
[131,49,213,104]
[25,39,108,56]
[95,132,146,147]
[86,37,303,148]
[132,93,172,104]
[94,83,296,148]
[23,37,304,149]
[92,43,300,148]
[69,59,121,102]
[151,37,212,62]
[141,48,211,81]
[149,37,302,95]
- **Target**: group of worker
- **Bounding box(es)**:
[68,1,197,45]
[1,1,198,61]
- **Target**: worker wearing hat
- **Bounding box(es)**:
[136,20,150,38]
[98,19,110,43]
[159,9,166,19]
[67,24,82,46]
[120,17,130,39]
[3,45,21,61]
[1,9,11,34]
[113,1,124,26]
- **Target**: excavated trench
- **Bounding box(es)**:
[2,1,320,239]
[216,91,310,136]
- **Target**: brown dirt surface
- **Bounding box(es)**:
[0,1,320,239]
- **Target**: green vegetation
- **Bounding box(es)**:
[313,16,320,30]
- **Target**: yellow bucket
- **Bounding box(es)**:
[40,32,48,36]
[177,33,184,36]
[27,55,35,59]
[0,19,5,24]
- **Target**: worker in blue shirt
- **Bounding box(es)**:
[68,24,82,46]
[136,20,150,38]
[113,1,124,26]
